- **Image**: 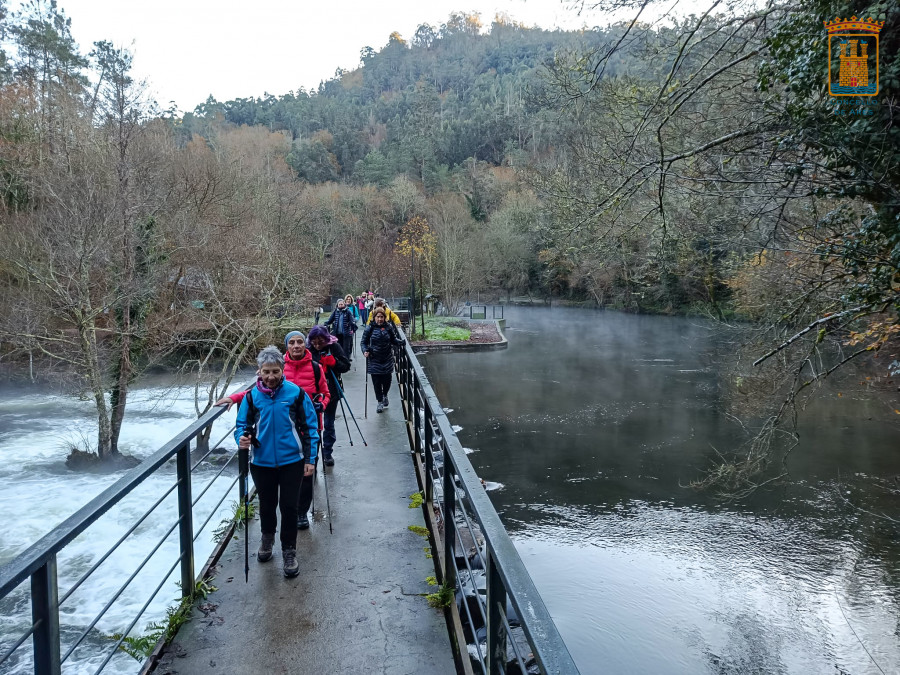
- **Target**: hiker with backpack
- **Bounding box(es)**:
[361,307,404,413]
[325,299,358,364]
[365,297,402,327]
[216,331,329,531]
[233,346,319,577]
[307,325,351,467]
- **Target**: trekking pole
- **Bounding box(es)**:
[364,357,369,419]
[329,370,368,446]
[240,415,260,583]
[321,455,333,534]
[338,397,354,446]
[239,445,249,583]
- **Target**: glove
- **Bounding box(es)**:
[313,401,324,414]
[320,354,336,368]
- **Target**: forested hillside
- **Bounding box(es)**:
[180,14,585,186]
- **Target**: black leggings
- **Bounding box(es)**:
[250,461,304,550]
[297,456,318,516]
[340,333,354,360]
[371,373,392,401]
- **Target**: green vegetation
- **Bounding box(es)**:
[213,499,257,543]
[408,492,424,509]
[425,582,455,608]
[426,576,438,586]
[417,317,470,342]
[408,524,430,537]
[112,577,218,661]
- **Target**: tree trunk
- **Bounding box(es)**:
[108,309,131,457]
[195,426,211,455]
[78,319,113,459]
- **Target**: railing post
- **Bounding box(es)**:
[31,556,60,675]
[442,451,456,590]
[486,550,507,674]
[176,441,194,598]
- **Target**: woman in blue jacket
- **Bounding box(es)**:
[235,346,319,578]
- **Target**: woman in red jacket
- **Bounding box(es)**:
[216,331,329,415]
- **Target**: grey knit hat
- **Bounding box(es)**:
[284,331,305,348]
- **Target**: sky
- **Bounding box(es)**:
[49,0,615,113]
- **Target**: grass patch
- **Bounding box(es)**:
[425,582,455,608]
[414,316,470,341]
[408,491,424,509]
[408,525,429,537]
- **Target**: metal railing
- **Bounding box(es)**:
[0,393,249,675]
[460,305,504,320]
[394,341,578,674]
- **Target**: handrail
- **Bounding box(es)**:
[395,338,579,674]
[0,405,227,597]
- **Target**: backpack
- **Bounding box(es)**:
[311,359,322,395]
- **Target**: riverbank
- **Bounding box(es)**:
[409,318,505,349]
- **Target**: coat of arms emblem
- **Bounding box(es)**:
[824,16,883,96]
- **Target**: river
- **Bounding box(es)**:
[421,306,900,675]
[0,375,249,675]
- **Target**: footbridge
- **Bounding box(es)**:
[0,337,578,674]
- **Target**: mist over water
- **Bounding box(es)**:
[422,306,900,675]
[0,374,252,675]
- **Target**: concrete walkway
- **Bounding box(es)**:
[153,355,457,675]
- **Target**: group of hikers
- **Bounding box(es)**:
[215,294,405,577]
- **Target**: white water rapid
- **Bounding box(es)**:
[0,375,249,675]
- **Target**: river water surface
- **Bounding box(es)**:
[0,376,250,675]
[422,306,900,675]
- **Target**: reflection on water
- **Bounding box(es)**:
[423,306,900,675]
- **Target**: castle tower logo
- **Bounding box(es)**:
[824,16,883,96]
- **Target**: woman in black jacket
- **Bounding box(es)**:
[361,307,404,413]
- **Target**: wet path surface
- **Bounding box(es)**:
[155,360,456,675]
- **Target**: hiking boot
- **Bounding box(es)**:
[377,401,384,413]
[297,514,310,530]
[257,533,275,562]
[382,395,389,408]
[282,548,299,578]
[323,455,335,467]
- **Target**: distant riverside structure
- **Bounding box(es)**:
[838,39,869,87]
